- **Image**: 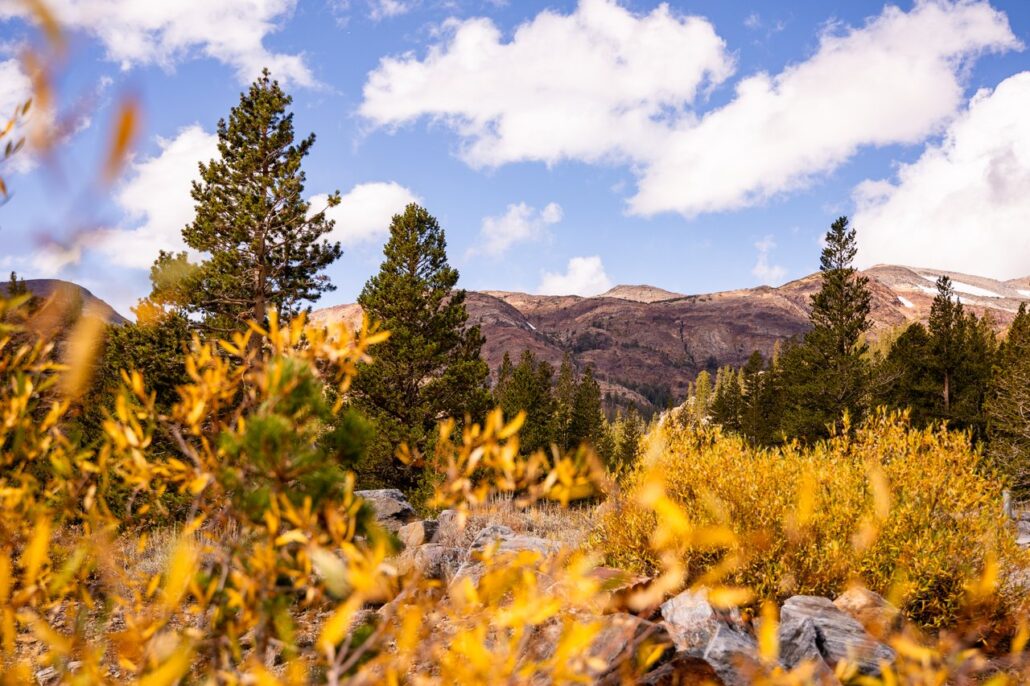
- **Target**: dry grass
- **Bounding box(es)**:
[432,495,598,551]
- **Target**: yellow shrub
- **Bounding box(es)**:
[591,411,1030,628]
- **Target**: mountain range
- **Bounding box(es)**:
[15,267,1028,415]
[311,265,1030,413]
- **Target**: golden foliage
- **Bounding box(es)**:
[592,413,1030,629]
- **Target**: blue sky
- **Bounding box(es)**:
[1,0,1029,317]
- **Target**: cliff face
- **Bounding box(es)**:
[317,265,1030,413]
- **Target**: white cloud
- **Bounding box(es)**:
[470,201,562,257]
[33,127,417,273]
[628,0,1019,217]
[538,255,612,296]
[361,0,1019,219]
[0,58,30,124]
[369,0,415,21]
[316,181,420,248]
[751,235,786,285]
[854,71,1030,280]
[360,0,734,168]
[0,59,34,173]
[0,0,313,86]
[95,124,218,268]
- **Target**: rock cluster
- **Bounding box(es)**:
[359,490,902,685]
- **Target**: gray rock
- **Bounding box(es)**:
[588,614,674,684]
[1017,519,1030,547]
[451,532,559,586]
[355,489,416,532]
[778,616,840,685]
[398,519,438,549]
[660,588,741,653]
[411,544,461,580]
[833,587,900,635]
[433,509,463,544]
[780,595,895,677]
[634,653,725,686]
[470,523,516,549]
[702,625,764,686]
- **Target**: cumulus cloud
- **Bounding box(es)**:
[93,125,218,268]
[360,0,734,168]
[470,201,562,257]
[751,235,786,285]
[538,255,612,296]
[0,0,313,86]
[629,0,1019,216]
[361,0,1019,218]
[315,181,420,248]
[854,71,1030,280]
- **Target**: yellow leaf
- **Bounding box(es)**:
[758,600,779,662]
[60,308,107,399]
[104,98,140,183]
[22,517,51,586]
[0,552,11,602]
[310,548,348,598]
[139,643,194,686]
[187,473,211,495]
[161,538,198,610]
[707,586,753,609]
[318,596,362,654]
[275,530,308,547]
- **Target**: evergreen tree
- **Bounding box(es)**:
[569,365,606,449]
[873,323,937,426]
[148,69,341,337]
[78,310,192,447]
[352,203,490,491]
[610,408,644,473]
[779,217,872,441]
[493,349,556,454]
[553,353,578,450]
[6,271,27,297]
[987,304,1030,496]
[928,276,964,415]
[710,365,743,433]
[678,369,713,426]
[919,276,996,436]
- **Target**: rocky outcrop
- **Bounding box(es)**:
[779,595,895,677]
[410,544,462,580]
[355,489,417,532]
[777,617,840,684]
[832,587,900,636]
[701,625,764,686]
[398,519,438,549]
[659,588,742,654]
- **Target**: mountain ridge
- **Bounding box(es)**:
[312,265,1030,413]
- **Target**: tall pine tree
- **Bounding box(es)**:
[987,304,1030,496]
[928,276,964,415]
[352,203,490,491]
[780,216,872,441]
[148,69,341,337]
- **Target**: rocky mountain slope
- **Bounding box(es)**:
[312,266,1030,414]
[1,279,128,325]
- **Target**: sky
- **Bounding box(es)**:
[0,0,1029,318]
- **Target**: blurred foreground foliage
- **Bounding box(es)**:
[1,295,1028,684]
